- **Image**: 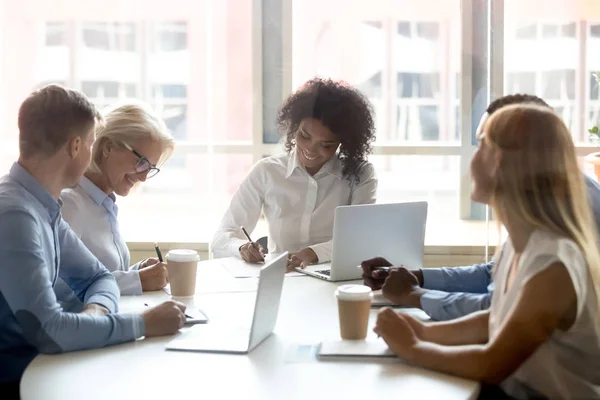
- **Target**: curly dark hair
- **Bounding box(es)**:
[487,93,550,115]
[277,77,376,182]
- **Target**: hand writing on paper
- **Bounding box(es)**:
[286,248,318,272]
[239,242,265,263]
[142,300,187,337]
[139,257,160,269]
[139,262,169,291]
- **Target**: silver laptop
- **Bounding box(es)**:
[295,202,428,282]
[165,252,287,354]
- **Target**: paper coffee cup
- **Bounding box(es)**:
[335,284,373,340]
[165,249,199,297]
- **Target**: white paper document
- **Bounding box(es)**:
[318,338,395,358]
[218,256,304,278]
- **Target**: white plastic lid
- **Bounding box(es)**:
[335,284,373,301]
[165,249,199,263]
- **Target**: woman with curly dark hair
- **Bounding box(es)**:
[211,77,378,270]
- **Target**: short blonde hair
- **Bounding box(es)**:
[89,102,175,173]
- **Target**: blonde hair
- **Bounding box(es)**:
[484,103,600,313]
[89,102,175,173]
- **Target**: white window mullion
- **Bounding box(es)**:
[204,0,216,202]
[251,0,264,163]
[576,20,588,143]
[69,21,79,90]
[459,0,476,221]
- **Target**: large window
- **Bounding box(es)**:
[1,0,600,248]
[0,0,254,242]
[292,0,472,246]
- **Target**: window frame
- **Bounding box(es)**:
[16,0,600,253]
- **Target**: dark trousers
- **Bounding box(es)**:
[0,381,20,400]
[477,383,516,399]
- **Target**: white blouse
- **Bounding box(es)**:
[211,149,377,262]
[490,230,600,399]
[59,177,142,296]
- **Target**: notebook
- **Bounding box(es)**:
[318,339,395,358]
[184,308,209,325]
[219,255,304,278]
[119,304,208,325]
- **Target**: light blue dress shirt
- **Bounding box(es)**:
[419,174,600,321]
[59,177,142,296]
[0,163,144,383]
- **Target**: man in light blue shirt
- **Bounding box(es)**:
[0,85,186,396]
[362,94,600,321]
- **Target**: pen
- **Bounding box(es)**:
[144,303,192,319]
[240,226,265,261]
[356,265,391,272]
[154,242,164,263]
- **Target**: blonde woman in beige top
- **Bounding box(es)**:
[374,104,600,399]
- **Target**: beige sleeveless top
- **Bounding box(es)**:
[490,230,600,399]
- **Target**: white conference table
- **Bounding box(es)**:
[21,258,480,400]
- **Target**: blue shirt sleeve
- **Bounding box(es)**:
[421,261,493,293]
[0,209,144,354]
[420,290,492,321]
[56,218,121,311]
[418,261,494,320]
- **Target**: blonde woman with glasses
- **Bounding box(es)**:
[59,103,175,297]
[374,104,600,399]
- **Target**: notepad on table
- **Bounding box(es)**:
[184,308,209,325]
[219,256,304,278]
[318,339,395,358]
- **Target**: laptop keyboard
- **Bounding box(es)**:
[316,270,331,276]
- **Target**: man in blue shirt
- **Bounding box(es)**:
[362,94,600,321]
[0,85,187,396]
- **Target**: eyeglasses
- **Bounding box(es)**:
[121,142,160,178]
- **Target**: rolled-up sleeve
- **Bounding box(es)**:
[420,290,492,321]
[421,261,493,293]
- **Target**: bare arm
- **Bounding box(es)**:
[374,262,576,383]
[406,310,489,345]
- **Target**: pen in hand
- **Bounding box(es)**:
[240,226,265,262]
[154,242,164,263]
[144,303,192,320]
[357,265,391,272]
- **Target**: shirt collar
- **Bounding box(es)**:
[285,148,344,181]
[9,162,61,219]
[285,148,301,179]
[79,176,114,206]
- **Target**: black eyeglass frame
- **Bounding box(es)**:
[121,142,161,178]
